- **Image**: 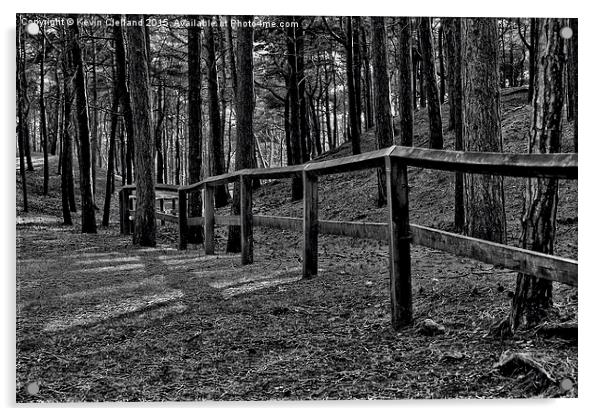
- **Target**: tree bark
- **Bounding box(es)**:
[113,16,135,185]
[60,25,76,222]
[296,19,310,163]
[461,18,506,243]
[361,22,374,129]
[154,81,165,184]
[102,55,119,227]
[69,16,97,234]
[371,17,394,207]
[438,24,446,104]
[528,18,538,102]
[510,18,566,332]
[205,22,231,207]
[399,17,414,147]
[419,17,444,149]
[187,17,204,243]
[126,17,156,246]
[346,17,361,154]
[352,17,363,135]
[226,16,255,253]
[286,22,304,201]
[567,18,578,152]
[16,21,29,212]
[90,36,99,198]
[443,18,465,232]
[39,33,49,196]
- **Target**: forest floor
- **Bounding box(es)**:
[16,89,578,401]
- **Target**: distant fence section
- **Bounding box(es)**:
[119,145,578,330]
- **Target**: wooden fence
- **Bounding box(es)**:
[119,145,578,330]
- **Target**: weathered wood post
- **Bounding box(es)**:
[303,170,319,278]
[178,189,188,250]
[159,198,165,226]
[240,175,253,265]
[204,185,215,255]
[385,156,413,329]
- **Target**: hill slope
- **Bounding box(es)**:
[16,89,578,401]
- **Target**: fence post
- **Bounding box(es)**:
[303,171,319,278]
[240,175,253,265]
[159,198,165,226]
[204,185,215,255]
[385,156,413,330]
[178,189,188,250]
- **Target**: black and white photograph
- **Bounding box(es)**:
[13,5,583,406]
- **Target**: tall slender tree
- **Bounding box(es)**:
[187,16,204,243]
[69,16,97,233]
[418,17,444,149]
[461,18,506,243]
[102,54,119,227]
[286,21,304,201]
[39,32,49,196]
[444,18,465,231]
[371,17,393,207]
[126,16,156,246]
[399,17,414,147]
[16,21,29,212]
[227,16,255,253]
[113,15,135,185]
[567,18,578,152]
[509,18,567,332]
[205,21,231,207]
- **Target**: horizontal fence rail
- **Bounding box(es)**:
[120,145,578,330]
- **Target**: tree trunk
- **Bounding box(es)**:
[352,17,363,135]
[226,16,255,253]
[419,17,444,149]
[187,18,204,243]
[205,23,231,207]
[361,22,374,130]
[102,56,119,227]
[567,18,577,152]
[126,17,156,246]
[284,92,292,166]
[90,36,98,198]
[308,93,322,156]
[60,28,76,222]
[286,23,304,201]
[175,93,181,185]
[371,17,393,207]
[444,18,465,232]
[346,17,361,154]
[510,18,566,332]
[113,16,135,185]
[51,60,61,156]
[332,48,339,147]
[399,17,414,147]
[323,51,334,150]
[16,21,29,212]
[438,24,446,104]
[40,33,49,196]
[528,18,538,102]
[18,25,34,173]
[69,17,97,234]
[154,81,165,184]
[462,18,506,243]
[296,20,310,163]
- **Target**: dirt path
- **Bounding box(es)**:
[16,216,577,401]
